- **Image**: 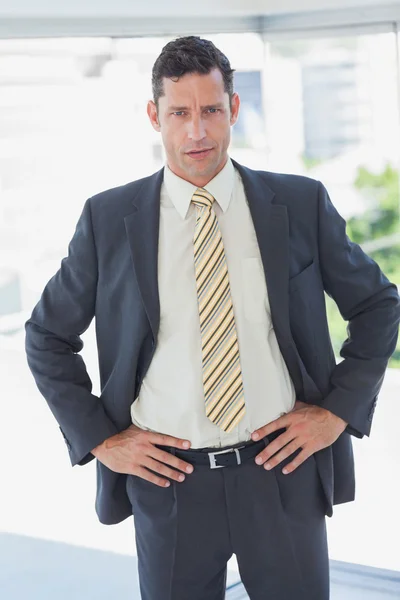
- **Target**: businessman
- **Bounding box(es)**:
[25,36,400,600]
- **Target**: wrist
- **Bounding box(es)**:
[91,443,103,458]
[323,407,347,430]
[334,414,348,430]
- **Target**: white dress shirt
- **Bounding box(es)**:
[130,156,296,449]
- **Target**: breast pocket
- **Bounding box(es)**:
[241,257,272,327]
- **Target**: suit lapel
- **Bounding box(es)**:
[124,167,164,342]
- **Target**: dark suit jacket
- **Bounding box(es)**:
[25,158,400,525]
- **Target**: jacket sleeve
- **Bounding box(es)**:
[316,181,400,438]
[25,198,119,466]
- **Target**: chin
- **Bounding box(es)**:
[189,156,217,168]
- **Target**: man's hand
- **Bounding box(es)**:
[91,424,195,487]
[251,400,348,474]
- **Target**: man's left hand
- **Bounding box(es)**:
[251,400,348,474]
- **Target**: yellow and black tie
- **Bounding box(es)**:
[191,187,246,433]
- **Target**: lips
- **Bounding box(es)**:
[187,149,213,159]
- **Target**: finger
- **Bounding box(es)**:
[281,449,313,474]
[134,466,172,488]
[251,413,291,440]
[150,432,191,449]
[254,430,295,465]
[262,440,301,470]
[143,456,188,483]
[151,446,194,474]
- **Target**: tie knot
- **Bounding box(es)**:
[191,187,215,210]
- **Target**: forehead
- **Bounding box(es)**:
[161,68,228,106]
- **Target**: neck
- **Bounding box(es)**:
[167,156,229,188]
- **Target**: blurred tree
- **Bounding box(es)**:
[347,164,400,278]
[326,163,400,368]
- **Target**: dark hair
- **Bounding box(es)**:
[152,36,235,112]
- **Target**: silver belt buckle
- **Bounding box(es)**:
[208,445,246,469]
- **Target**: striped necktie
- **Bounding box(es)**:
[191,186,246,433]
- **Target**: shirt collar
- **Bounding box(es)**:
[163,156,235,220]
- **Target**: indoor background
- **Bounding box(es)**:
[0,1,400,598]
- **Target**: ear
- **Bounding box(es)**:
[147,100,161,132]
[230,93,240,126]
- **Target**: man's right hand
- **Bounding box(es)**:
[91,424,194,487]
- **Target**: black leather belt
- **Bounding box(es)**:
[158,428,286,469]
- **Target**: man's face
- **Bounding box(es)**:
[147,68,240,187]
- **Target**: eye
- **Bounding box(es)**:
[207,108,220,114]
[173,111,186,116]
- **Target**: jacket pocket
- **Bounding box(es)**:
[289,260,316,294]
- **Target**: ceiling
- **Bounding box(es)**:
[0,0,399,18]
[0,1,399,38]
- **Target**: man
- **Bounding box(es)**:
[25,35,400,600]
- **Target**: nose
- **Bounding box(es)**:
[187,115,206,141]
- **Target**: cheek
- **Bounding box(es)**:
[213,120,229,139]
[165,126,183,146]
[162,129,179,152]
[164,136,187,164]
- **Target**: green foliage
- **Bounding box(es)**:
[301,154,324,170]
[347,164,400,244]
[326,162,400,369]
[325,293,400,369]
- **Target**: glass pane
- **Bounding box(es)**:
[265,32,400,575]
[265,33,400,370]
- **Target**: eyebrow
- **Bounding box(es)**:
[168,103,225,111]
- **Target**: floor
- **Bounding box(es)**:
[0,533,399,599]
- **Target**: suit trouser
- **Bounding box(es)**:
[125,433,330,600]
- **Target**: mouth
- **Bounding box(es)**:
[186,148,213,160]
